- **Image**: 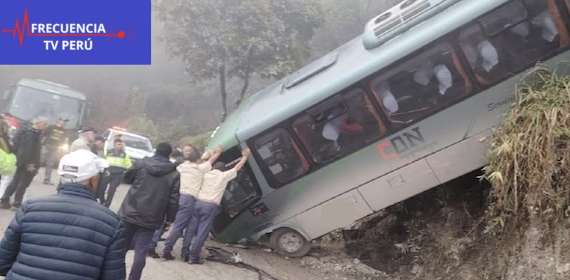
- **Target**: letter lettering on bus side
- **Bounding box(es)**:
[377,141,399,160]
[391,137,409,154]
[403,127,424,147]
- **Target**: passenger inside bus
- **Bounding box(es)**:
[533,11,560,43]
[461,38,501,85]
[293,89,381,163]
[434,64,454,95]
[377,83,399,115]
[460,0,565,85]
[321,112,364,152]
[372,44,469,126]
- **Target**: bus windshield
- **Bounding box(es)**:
[8,86,84,129]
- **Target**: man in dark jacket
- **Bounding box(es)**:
[0,149,126,280]
[1,117,48,209]
[119,142,180,280]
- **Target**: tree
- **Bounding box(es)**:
[157,0,323,120]
[127,115,161,143]
[126,86,146,118]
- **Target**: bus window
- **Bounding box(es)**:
[370,43,471,127]
[460,0,567,85]
[252,128,309,187]
[292,89,386,163]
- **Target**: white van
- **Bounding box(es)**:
[102,127,154,161]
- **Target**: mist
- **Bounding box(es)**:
[0,0,399,143]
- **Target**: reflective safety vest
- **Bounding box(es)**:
[105,149,132,171]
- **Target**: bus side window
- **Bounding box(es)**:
[292,89,386,163]
[370,43,471,128]
[460,0,567,85]
[252,128,309,188]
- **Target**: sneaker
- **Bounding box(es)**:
[162,253,175,261]
[0,200,10,210]
[147,249,160,259]
[43,180,53,185]
[12,202,21,209]
[182,254,189,263]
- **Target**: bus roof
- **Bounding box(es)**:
[209,0,507,149]
[17,79,87,101]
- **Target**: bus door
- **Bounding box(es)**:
[213,146,263,239]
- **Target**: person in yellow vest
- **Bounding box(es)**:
[100,138,132,207]
[0,117,15,193]
[0,117,12,154]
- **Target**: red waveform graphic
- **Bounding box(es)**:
[2,9,126,46]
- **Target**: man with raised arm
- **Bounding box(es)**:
[184,148,251,264]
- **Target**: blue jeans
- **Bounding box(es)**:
[163,194,197,256]
[123,222,155,280]
[185,200,219,262]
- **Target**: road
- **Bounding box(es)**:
[0,170,378,280]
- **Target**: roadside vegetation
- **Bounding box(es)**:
[485,68,570,232]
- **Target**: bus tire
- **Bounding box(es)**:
[270,228,311,258]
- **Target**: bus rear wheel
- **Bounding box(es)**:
[270,228,311,257]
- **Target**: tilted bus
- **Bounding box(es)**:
[207,0,570,257]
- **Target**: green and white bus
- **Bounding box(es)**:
[207,0,570,257]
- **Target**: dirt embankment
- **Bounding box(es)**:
[320,170,570,280]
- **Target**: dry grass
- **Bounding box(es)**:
[485,68,570,230]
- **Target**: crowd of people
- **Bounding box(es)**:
[0,116,252,280]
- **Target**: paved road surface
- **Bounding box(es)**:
[0,170,336,280]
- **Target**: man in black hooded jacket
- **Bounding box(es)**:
[119,142,180,280]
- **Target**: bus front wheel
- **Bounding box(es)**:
[270,228,311,257]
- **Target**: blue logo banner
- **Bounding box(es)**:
[0,0,151,65]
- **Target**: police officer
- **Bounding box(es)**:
[100,138,132,207]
